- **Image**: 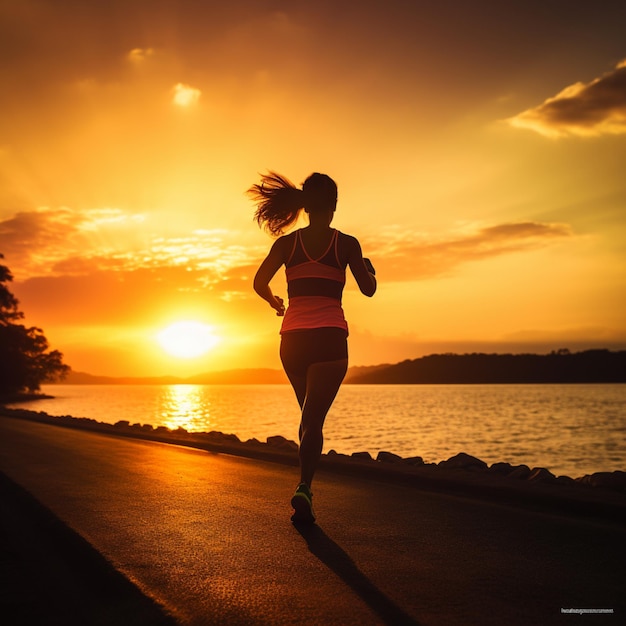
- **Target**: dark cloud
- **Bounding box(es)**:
[0,207,80,247]
[362,221,573,282]
[508,60,626,137]
[0,207,138,276]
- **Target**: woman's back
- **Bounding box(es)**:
[296,226,339,260]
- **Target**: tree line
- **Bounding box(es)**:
[0,255,69,398]
[348,349,626,384]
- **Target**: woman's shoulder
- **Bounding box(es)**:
[336,230,361,248]
[271,230,298,261]
[335,230,362,265]
[274,230,297,246]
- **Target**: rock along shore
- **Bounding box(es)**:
[1,406,624,524]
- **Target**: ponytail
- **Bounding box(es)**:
[247,172,305,236]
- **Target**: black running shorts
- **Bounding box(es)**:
[280,327,348,378]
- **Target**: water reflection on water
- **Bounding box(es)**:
[159,385,214,432]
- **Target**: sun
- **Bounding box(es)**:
[157,321,220,358]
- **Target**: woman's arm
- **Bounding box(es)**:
[345,235,377,297]
[253,237,287,316]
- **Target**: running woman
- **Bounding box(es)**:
[249,172,377,524]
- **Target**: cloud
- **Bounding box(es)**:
[0,207,145,275]
[363,221,573,282]
[1,207,576,290]
[0,205,261,333]
[0,206,261,302]
[507,59,626,137]
[172,83,202,107]
[0,207,84,270]
[128,48,155,64]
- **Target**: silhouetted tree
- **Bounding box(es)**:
[0,255,69,396]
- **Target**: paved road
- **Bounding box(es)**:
[0,416,624,625]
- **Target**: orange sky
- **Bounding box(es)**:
[1,0,626,377]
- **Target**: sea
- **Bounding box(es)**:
[7,383,626,479]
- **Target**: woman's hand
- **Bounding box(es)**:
[272,295,286,316]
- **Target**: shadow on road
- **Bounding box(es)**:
[294,523,421,626]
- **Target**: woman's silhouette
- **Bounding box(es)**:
[249,172,376,523]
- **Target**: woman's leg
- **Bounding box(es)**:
[284,369,306,411]
[298,358,348,487]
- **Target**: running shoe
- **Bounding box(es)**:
[290,483,316,524]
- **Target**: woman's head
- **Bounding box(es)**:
[302,173,337,214]
[248,171,337,236]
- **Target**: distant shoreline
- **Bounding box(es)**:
[0,392,55,404]
[41,349,626,386]
[44,380,626,386]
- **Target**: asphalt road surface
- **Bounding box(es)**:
[0,416,624,625]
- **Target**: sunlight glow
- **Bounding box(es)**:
[157,321,219,358]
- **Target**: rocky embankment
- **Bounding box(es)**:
[1,406,624,521]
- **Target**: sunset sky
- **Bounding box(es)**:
[1,0,625,377]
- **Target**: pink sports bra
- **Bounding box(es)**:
[281,229,348,334]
